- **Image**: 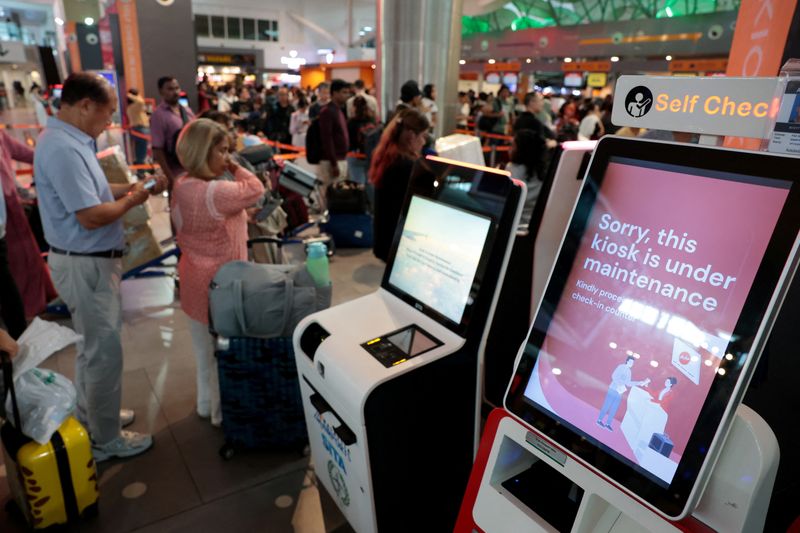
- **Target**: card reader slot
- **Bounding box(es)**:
[303,376,357,446]
[309,392,331,415]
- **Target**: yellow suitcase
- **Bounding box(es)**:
[1,354,98,528]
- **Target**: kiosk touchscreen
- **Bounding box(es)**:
[504,136,800,520]
[294,156,524,533]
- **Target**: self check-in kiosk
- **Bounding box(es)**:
[293,155,525,532]
[457,136,800,532]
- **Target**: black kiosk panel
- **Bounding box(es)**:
[380,155,523,337]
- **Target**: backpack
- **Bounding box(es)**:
[477,113,498,132]
[326,180,370,214]
[305,118,322,164]
[363,123,383,165]
[165,105,190,168]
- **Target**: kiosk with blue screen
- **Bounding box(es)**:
[293,156,525,533]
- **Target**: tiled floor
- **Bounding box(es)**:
[0,168,382,531]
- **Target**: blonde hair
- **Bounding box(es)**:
[176,118,228,178]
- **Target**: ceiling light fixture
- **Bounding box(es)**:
[488,58,496,64]
[54,17,64,26]
[564,57,573,63]
[610,56,620,62]
[84,17,94,25]
[666,54,673,61]
[459,59,466,65]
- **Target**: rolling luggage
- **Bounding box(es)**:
[216,337,308,459]
[322,213,374,248]
[648,432,674,457]
[1,353,98,529]
[323,180,373,248]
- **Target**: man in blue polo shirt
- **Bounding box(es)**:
[35,72,166,461]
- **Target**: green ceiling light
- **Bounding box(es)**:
[510,16,536,31]
[462,15,491,36]
[461,0,738,35]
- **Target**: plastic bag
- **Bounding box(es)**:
[12,317,82,380]
[5,369,77,444]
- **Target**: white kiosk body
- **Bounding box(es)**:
[294,156,525,532]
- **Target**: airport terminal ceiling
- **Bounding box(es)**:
[462,0,739,34]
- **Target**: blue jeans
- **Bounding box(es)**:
[597,388,622,426]
[347,156,369,185]
[131,126,150,165]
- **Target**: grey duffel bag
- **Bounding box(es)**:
[209,261,331,339]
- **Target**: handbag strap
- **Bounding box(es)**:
[1,351,21,429]
[231,279,249,336]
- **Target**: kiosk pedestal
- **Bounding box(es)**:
[293,156,525,533]
[457,407,778,533]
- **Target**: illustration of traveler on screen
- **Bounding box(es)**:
[597,356,650,431]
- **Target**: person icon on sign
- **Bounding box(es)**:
[627,93,652,118]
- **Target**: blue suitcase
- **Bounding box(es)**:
[216,336,308,459]
[322,213,374,248]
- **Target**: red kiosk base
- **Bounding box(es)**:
[455,408,776,533]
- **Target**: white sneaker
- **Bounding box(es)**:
[120,409,135,428]
[92,431,154,462]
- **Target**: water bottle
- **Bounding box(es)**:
[306,242,330,287]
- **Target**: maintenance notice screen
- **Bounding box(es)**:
[522,158,790,485]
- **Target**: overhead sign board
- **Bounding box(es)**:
[562,61,611,72]
[485,62,520,73]
[587,72,608,88]
[668,59,728,73]
[197,53,256,66]
[612,75,779,138]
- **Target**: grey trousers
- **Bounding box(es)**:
[48,253,123,445]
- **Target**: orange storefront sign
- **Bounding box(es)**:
[724,0,797,149]
[117,0,145,96]
[669,59,728,73]
[485,62,520,73]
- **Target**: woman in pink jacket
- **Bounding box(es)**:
[172,118,264,426]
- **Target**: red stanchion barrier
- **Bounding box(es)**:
[128,128,152,141]
[129,164,159,171]
[0,124,42,130]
